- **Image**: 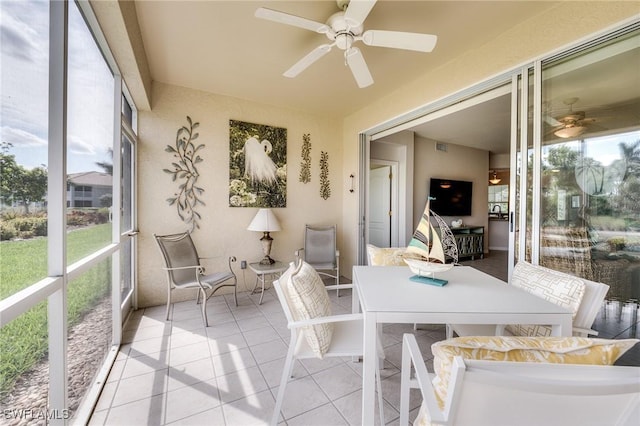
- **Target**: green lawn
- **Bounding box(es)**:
[0,223,113,398]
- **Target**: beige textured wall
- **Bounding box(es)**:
[413,138,490,252]
[138,82,342,307]
[341,3,639,279]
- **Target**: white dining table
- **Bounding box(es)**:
[352,265,573,425]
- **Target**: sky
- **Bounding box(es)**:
[1,0,114,174]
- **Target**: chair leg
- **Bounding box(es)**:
[336,272,340,298]
[271,337,297,426]
[233,281,238,307]
[336,255,340,297]
[200,288,209,327]
[166,287,172,321]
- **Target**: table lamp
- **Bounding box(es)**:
[247,208,282,264]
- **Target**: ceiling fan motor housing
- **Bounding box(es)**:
[327,12,363,50]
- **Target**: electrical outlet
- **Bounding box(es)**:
[240,260,247,269]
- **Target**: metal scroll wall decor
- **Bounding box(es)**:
[319,150,331,200]
[299,133,311,184]
[163,116,205,232]
[229,120,287,208]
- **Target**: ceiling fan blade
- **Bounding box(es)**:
[255,7,329,34]
[284,44,333,78]
[586,123,607,132]
[344,0,377,28]
[346,47,373,88]
[544,114,562,127]
[362,30,437,52]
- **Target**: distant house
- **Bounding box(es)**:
[67,171,112,208]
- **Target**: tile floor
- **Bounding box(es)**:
[89,286,440,426]
[89,253,640,425]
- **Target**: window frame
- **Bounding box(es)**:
[0,1,137,423]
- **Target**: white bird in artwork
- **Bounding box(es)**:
[243,136,277,184]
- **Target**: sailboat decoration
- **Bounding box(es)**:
[403,196,459,286]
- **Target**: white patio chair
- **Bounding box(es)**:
[400,333,640,426]
[448,261,609,339]
[154,232,237,327]
[300,224,344,296]
[366,243,407,266]
[271,259,384,426]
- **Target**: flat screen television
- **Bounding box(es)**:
[429,178,473,216]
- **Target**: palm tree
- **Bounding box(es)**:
[619,140,640,181]
[95,148,113,175]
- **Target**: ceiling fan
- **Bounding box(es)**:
[546,97,598,138]
[255,0,437,88]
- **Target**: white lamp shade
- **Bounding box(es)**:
[247,209,282,232]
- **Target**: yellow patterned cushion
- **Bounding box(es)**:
[286,261,334,358]
[429,336,638,412]
[506,261,586,336]
[366,244,407,266]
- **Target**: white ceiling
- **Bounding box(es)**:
[403,91,512,154]
[134,0,558,118]
[133,1,638,155]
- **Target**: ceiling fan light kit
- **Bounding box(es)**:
[548,97,598,139]
[554,125,586,139]
[255,0,437,88]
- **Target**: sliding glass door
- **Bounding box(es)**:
[536,27,640,302]
[358,22,639,305]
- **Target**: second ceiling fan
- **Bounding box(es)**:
[255,0,438,88]
[546,97,601,139]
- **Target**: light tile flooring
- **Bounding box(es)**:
[90,252,640,425]
[89,287,439,425]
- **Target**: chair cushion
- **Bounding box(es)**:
[506,261,586,336]
[286,261,334,358]
[366,244,407,266]
[428,336,639,413]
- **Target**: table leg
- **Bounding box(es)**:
[259,274,266,305]
[251,274,266,305]
[251,274,260,294]
[352,283,361,363]
[361,312,377,426]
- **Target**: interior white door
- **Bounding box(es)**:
[369,166,391,247]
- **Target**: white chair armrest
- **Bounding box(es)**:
[288,313,363,329]
[573,326,598,336]
[324,283,353,291]
[162,265,202,272]
[401,333,447,425]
